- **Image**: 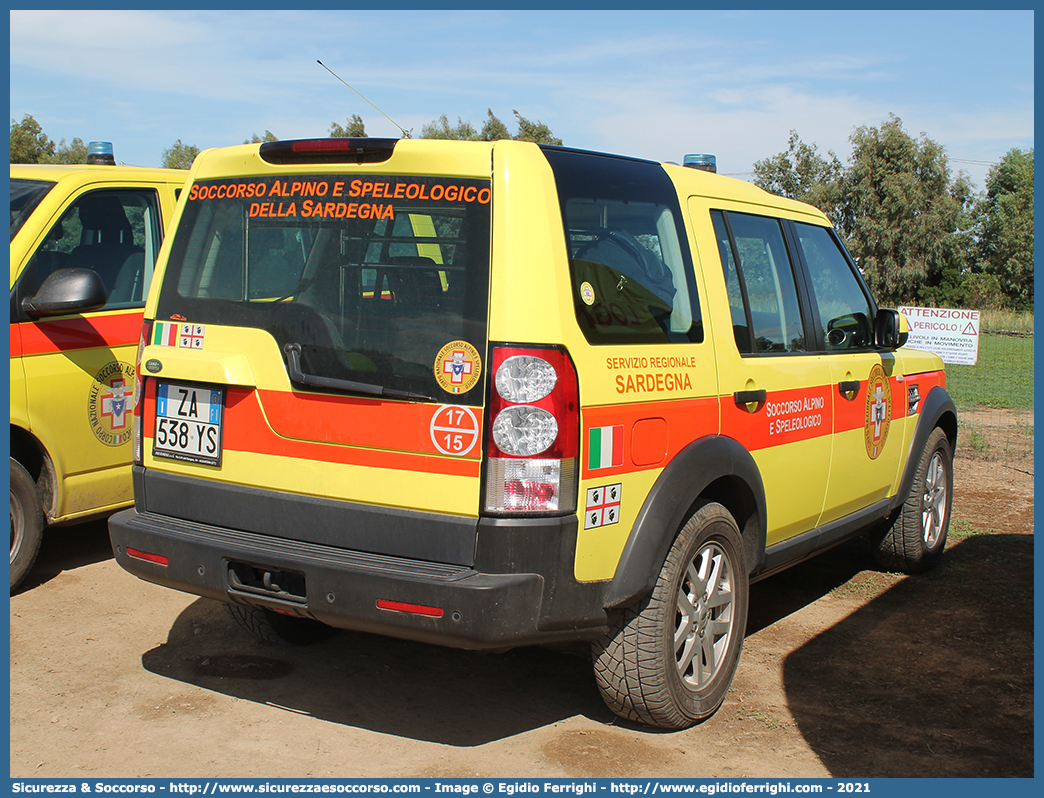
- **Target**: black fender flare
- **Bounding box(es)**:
[603,435,766,609]
[891,385,958,512]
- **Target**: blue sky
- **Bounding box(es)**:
[9,8,1035,190]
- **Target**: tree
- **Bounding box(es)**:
[974,148,1034,310]
[753,131,844,227]
[837,114,974,307]
[52,137,88,164]
[10,114,55,163]
[419,109,561,144]
[479,109,511,141]
[162,139,200,170]
[511,110,562,146]
[329,115,367,137]
[244,130,278,144]
[420,115,478,141]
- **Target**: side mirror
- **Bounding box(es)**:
[21,268,108,318]
[874,308,908,349]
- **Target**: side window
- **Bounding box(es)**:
[712,211,806,354]
[544,149,703,345]
[16,189,162,313]
[794,223,874,351]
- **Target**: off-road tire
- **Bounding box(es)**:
[872,426,953,574]
[10,458,44,593]
[591,502,748,729]
[225,603,336,645]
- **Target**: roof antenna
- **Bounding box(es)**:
[317,60,412,139]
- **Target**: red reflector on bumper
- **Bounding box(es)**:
[126,547,169,566]
[376,599,444,618]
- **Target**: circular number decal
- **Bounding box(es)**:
[430,405,480,456]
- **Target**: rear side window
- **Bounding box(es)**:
[711,210,807,355]
[158,175,491,404]
[543,149,702,345]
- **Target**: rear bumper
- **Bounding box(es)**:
[109,471,608,649]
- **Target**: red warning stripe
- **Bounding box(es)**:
[721,384,833,451]
[579,370,946,479]
[144,382,480,478]
[255,388,483,459]
[14,311,143,356]
[582,396,719,478]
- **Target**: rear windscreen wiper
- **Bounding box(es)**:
[283,343,435,402]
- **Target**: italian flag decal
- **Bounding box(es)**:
[153,321,179,347]
[588,425,624,470]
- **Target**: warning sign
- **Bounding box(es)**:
[899,306,980,365]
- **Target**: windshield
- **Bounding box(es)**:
[10,178,56,241]
[157,174,491,404]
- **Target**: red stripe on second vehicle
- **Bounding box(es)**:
[16,311,143,356]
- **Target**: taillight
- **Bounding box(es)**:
[483,346,579,514]
[132,320,152,465]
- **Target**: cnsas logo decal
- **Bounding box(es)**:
[87,361,136,446]
[863,363,892,459]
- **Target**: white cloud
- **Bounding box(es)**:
[11,10,212,59]
[10,9,1032,183]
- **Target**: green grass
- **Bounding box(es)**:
[832,571,902,599]
[947,518,980,542]
[735,706,792,730]
[943,330,1034,410]
[960,424,991,455]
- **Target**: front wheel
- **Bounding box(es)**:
[591,502,749,729]
[10,458,44,593]
[872,426,953,573]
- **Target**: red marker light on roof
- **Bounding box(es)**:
[259,138,399,165]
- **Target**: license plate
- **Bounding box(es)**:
[153,382,224,466]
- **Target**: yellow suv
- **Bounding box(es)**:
[10,148,186,590]
[109,138,956,728]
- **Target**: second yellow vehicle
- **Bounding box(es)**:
[10,145,186,590]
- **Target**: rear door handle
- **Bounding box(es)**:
[733,389,766,406]
[838,380,860,397]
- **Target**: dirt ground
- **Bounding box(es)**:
[9,451,1034,780]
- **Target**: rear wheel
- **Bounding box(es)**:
[872,427,953,574]
[592,502,748,729]
[10,458,44,593]
[225,603,336,645]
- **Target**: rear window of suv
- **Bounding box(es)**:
[157,175,492,404]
